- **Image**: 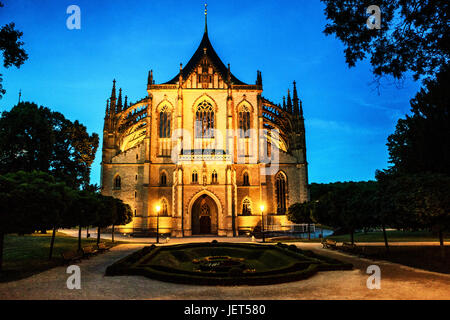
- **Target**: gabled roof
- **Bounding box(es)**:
[164,31,247,85]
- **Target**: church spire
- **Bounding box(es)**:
[111,79,116,100]
[204,2,208,34]
[287,89,293,114]
[293,81,299,117]
[117,88,123,113]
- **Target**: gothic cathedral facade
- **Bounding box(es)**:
[101,23,309,237]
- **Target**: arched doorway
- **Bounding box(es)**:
[191,194,218,235]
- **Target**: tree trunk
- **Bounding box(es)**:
[112,224,115,243]
[78,225,82,252]
[0,232,4,272]
[350,230,354,245]
[49,227,57,260]
[382,224,390,253]
[97,226,101,246]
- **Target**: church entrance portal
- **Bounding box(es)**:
[192,194,218,235]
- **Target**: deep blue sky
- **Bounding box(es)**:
[0,0,421,185]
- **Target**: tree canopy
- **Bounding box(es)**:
[0,102,99,189]
[0,1,28,98]
[321,0,450,82]
[386,66,450,175]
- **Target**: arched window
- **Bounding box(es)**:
[195,100,214,138]
[243,172,250,186]
[211,170,218,184]
[161,199,169,217]
[242,199,252,216]
[275,173,287,215]
[160,172,167,186]
[159,106,171,138]
[114,175,121,190]
[192,170,198,184]
[239,105,251,138]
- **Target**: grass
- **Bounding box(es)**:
[0,232,119,283]
[339,245,450,274]
[269,230,449,243]
[327,230,449,243]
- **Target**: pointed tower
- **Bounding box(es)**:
[293,81,299,117]
[117,88,123,113]
[287,89,293,114]
[110,79,117,117]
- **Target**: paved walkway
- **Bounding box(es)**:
[1,240,449,300]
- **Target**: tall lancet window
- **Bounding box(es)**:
[161,199,169,217]
[275,172,287,215]
[239,105,251,138]
[195,100,215,139]
[159,106,171,138]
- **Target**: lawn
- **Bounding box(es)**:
[340,245,450,274]
[327,230,449,243]
[0,233,117,283]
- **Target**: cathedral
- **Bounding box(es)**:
[101,10,309,237]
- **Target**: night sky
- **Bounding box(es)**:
[0,0,421,185]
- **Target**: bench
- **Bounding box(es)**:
[322,239,337,249]
[81,246,98,258]
[61,250,83,264]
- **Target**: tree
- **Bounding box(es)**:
[321,0,450,82]
[94,195,114,246]
[67,190,98,252]
[309,182,377,244]
[111,198,132,243]
[288,202,315,240]
[0,1,28,98]
[386,66,450,175]
[0,102,99,189]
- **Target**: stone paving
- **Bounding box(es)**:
[1,235,449,300]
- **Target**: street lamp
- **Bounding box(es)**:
[156,205,161,244]
[260,204,265,243]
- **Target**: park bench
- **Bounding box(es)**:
[61,250,83,264]
[81,246,98,258]
[322,239,337,249]
[96,242,111,253]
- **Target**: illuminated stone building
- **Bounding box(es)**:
[101,9,309,237]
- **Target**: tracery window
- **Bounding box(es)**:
[275,172,287,215]
[160,172,167,186]
[195,100,215,138]
[192,170,199,184]
[239,105,251,138]
[242,199,252,216]
[159,106,171,138]
[211,170,218,184]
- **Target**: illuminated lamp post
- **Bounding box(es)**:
[156,205,161,244]
[260,204,265,243]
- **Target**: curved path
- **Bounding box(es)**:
[0,240,449,300]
